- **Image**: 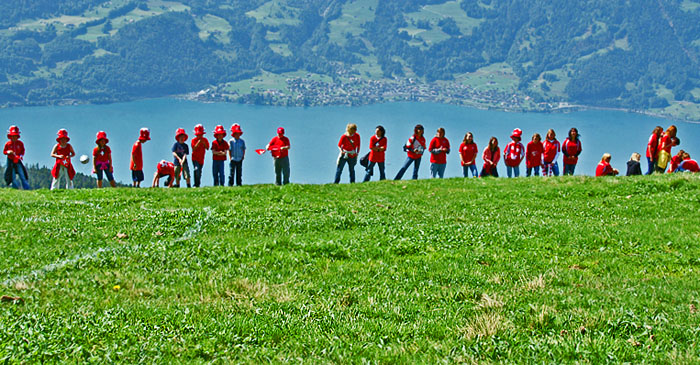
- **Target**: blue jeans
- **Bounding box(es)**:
[430,163,446,178]
[646,157,655,175]
[526,166,540,177]
[506,165,520,178]
[229,160,243,186]
[563,163,576,175]
[95,168,114,182]
[394,157,421,180]
[335,156,357,183]
[462,164,478,178]
[543,161,559,176]
[363,161,385,182]
[8,160,30,190]
[212,160,225,186]
[193,161,203,187]
[274,156,290,185]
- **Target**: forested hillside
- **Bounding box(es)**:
[2,0,700,117]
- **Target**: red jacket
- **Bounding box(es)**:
[669,155,683,173]
[459,142,478,166]
[368,135,387,163]
[543,139,560,164]
[405,135,426,160]
[646,133,659,159]
[338,133,361,157]
[526,141,543,168]
[679,159,699,172]
[596,161,614,176]
[503,141,524,167]
[51,143,75,179]
[562,138,582,165]
[428,137,450,164]
[3,140,24,163]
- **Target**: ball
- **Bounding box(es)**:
[79,155,90,164]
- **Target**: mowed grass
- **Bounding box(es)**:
[1,176,700,362]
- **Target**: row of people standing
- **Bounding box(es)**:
[334,124,583,183]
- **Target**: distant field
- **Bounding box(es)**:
[246,0,301,27]
[1,176,699,362]
[328,0,378,45]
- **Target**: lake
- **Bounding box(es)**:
[1,99,698,185]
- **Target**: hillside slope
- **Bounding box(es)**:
[1,176,699,362]
[2,0,700,119]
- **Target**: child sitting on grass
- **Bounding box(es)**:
[596,153,619,177]
[626,152,642,176]
[50,129,76,190]
[93,131,116,188]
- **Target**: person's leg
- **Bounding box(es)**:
[17,164,29,190]
[514,166,520,177]
[646,157,655,175]
[334,158,347,184]
[542,163,549,177]
[412,157,421,180]
[438,163,446,178]
[569,163,576,175]
[492,167,499,178]
[235,160,243,186]
[10,163,20,189]
[526,167,532,177]
[534,166,540,176]
[348,157,356,183]
[174,165,182,187]
[430,163,438,178]
[183,161,191,187]
[378,162,386,181]
[469,164,477,178]
[552,162,560,176]
[363,161,375,182]
[282,157,290,185]
[96,169,104,188]
[274,159,282,185]
[105,170,116,187]
[462,165,468,178]
[506,166,513,178]
[219,161,226,186]
[394,157,413,180]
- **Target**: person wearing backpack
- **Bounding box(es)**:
[334,123,361,183]
[363,125,387,182]
[503,128,525,178]
[394,124,426,180]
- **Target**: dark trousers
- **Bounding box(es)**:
[394,157,421,180]
[563,163,576,175]
[274,156,290,185]
[193,161,203,187]
[212,160,225,186]
[363,161,386,182]
[229,160,243,186]
[335,156,357,183]
[646,157,655,175]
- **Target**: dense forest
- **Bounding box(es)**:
[1,0,700,111]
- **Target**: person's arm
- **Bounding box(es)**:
[68,145,76,158]
[482,148,492,165]
[241,141,246,160]
[50,145,62,159]
[444,140,450,154]
[92,153,97,174]
[459,145,465,164]
[152,173,159,187]
[519,143,525,161]
[3,143,12,156]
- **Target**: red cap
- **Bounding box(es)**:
[139,128,151,141]
[7,125,20,139]
[230,123,243,136]
[56,129,70,142]
[194,124,205,136]
[175,128,188,142]
[511,128,523,139]
[277,127,285,135]
[95,131,109,144]
[213,125,226,137]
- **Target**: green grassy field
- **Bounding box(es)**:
[1,176,700,362]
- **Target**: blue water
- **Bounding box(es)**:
[1,99,698,185]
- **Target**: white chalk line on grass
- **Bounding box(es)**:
[2,208,212,287]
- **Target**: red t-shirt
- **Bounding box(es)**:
[646,133,659,158]
[93,146,111,163]
[191,136,210,164]
[211,139,229,161]
[405,135,426,160]
[3,140,24,163]
[526,141,544,168]
[368,135,387,163]
[543,139,560,164]
[596,161,613,176]
[268,136,290,158]
[658,134,673,156]
[338,133,361,157]
[503,141,524,167]
[669,155,683,173]
[429,137,450,164]
[680,159,699,172]
[562,138,582,165]
[157,161,175,177]
[459,142,478,166]
[131,141,142,171]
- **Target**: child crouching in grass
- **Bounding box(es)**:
[152,160,175,188]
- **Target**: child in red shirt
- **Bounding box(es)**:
[394,124,426,180]
[191,124,210,187]
[211,125,229,186]
[645,126,663,175]
[93,131,116,188]
[542,129,560,176]
[596,153,619,176]
[3,125,30,189]
[503,128,524,178]
[50,129,76,190]
[362,125,387,182]
[152,160,175,188]
[655,125,677,173]
[676,152,699,172]
[334,123,361,183]
[526,133,543,177]
[130,128,150,187]
[459,132,478,178]
[428,127,450,178]
[266,127,291,185]
[562,127,582,175]
[480,137,500,177]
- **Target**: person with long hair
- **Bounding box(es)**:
[480,137,500,177]
[542,129,560,177]
[394,124,426,180]
[334,123,361,183]
[459,132,478,178]
[645,126,663,175]
[596,153,619,176]
[428,127,450,178]
[562,127,582,175]
[363,125,387,182]
[656,125,678,173]
[526,133,543,177]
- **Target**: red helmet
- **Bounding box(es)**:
[7,125,20,139]
[56,129,70,142]
[230,123,243,136]
[175,128,188,142]
[194,124,205,136]
[96,131,109,144]
[213,125,226,137]
[511,128,523,139]
[139,128,151,141]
